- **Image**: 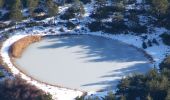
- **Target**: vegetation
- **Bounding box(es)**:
[0,71,4,77]
[60,0,85,20]
[0,76,53,100]
[11,36,41,58]
[160,33,170,46]
[76,59,170,100]
[27,0,39,17]
[9,0,23,23]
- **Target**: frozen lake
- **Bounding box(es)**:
[15,35,152,92]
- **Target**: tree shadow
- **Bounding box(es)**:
[38,34,152,91]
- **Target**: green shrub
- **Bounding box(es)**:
[0,71,4,78]
[160,56,170,70]
[142,41,147,49]
[160,33,170,46]
[80,0,91,4]
[88,21,103,32]
[66,21,77,30]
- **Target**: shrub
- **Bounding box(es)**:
[129,24,147,34]
[80,0,91,4]
[66,21,77,30]
[160,56,170,70]
[90,5,124,20]
[160,33,170,46]
[142,41,147,49]
[152,38,159,45]
[88,21,103,32]
[102,92,116,100]
[59,27,65,32]
[103,21,127,34]
[0,77,53,100]
[0,12,10,21]
[147,40,152,47]
[60,1,85,20]
[0,71,4,78]
[116,69,169,100]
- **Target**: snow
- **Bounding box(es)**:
[1,32,83,100]
[0,0,170,99]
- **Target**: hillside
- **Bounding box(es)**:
[0,0,170,100]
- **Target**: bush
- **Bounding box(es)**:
[160,33,170,46]
[116,69,169,100]
[129,24,147,34]
[0,12,10,21]
[160,56,170,70]
[0,71,4,78]
[90,5,124,20]
[88,21,103,32]
[0,77,53,100]
[66,21,76,30]
[60,1,85,20]
[60,10,75,20]
[0,23,9,30]
[59,27,65,32]
[80,0,91,4]
[102,92,116,100]
[152,38,159,45]
[142,41,147,49]
[147,40,152,47]
[103,21,127,34]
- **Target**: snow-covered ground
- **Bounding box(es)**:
[0,0,170,100]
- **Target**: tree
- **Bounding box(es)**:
[9,0,23,26]
[152,0,169,16]
[0,77,53,100]
[46,0,58,19]
[96,0,106,7]
[160,56,170,70]
[46,0,58,16]
[73,0,85,18]
[0,0,4,8]
[27,0,39,17]
[142,41,147,49]
[102,92,116,100]
[46,0,58,24]
[166,89,170,100]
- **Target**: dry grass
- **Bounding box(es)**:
[11,36,42,58]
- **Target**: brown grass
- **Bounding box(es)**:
[11,35,42,58]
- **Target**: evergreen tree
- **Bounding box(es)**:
[160,56,170,70]
[142,41,147,49]
[146,94,153,100]
[96,0,106,7]
[73,0,85,18]
[152,0,169,16]
[166,89,170,100]
[27,0,39,17]
[46,0,58,17]
[0,0,4,8]
[9,0,23,24]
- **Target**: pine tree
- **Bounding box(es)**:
[0,0,4,8]
[46,0,58,24]
[142,41,147,49]
[46,0,58,17]
[73,0,85,18]
[146,94,153,100]
[96,0,106,7]
[152,0,169,16]
[9,0,23,24]
[27,0,39,17]
[166,89,170,100]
